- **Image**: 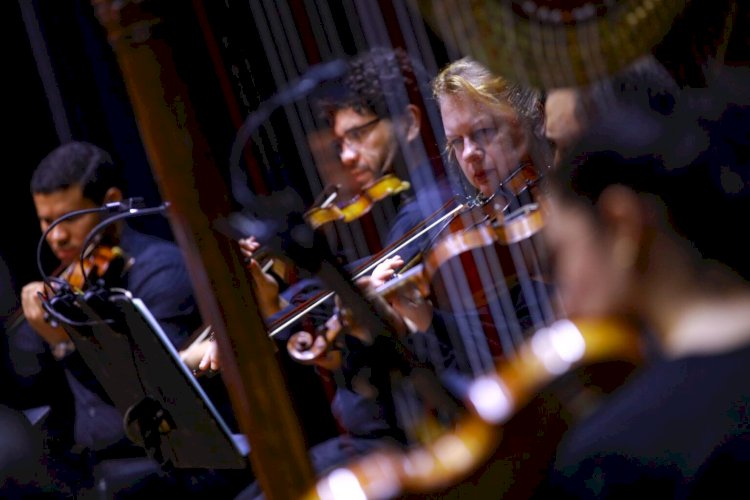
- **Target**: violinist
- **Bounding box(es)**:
[433,57,550,210]
[425,57,556,373]
[230,48,463,500]
[540,92,750,497]
[10,142,245,497]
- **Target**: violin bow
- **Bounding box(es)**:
[267,198,462,338]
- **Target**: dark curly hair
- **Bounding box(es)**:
[320,47,430,123]
[31,141,124,204]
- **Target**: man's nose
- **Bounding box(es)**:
[339,142,358,166]
[48,224,69,246]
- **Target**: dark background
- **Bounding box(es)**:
[1,0,453,303]
[3,0,167,297]
[2,0,747,304]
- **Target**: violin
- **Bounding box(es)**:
[278,162,546,354]
[303,317,643,499]
[286,202,546,367]
[286,306,358,370]
[503,161,542,199]
[304,174,411,229]
[5,244,132,333]
[44,244,132,324]
[60,245,132,292]
[245,174,411,291]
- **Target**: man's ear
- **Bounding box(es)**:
[102,187,123,204]
[404,104,421,142]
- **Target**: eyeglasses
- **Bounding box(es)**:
[446,126,500,159]
[333,117,381,156]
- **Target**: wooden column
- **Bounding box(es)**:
[90,1,314,498]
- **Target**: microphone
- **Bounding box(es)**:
[103,197,147,213]
[37,197,142,283]
[41,287,84,328]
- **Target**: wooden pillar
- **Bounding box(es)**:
[90,1,314,498]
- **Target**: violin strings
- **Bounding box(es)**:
[215,0,563,450]
[474,243,527,356]
[436,256,497,376]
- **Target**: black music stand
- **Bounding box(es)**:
[56,289,249,470]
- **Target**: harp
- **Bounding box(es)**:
[88,1,737,497]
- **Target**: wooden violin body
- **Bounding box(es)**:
[5,245,132,333]
[61,245,132,291]
[304,317,643,499]
[378,201,547,313]
[286,201,547,367]
[304,174,411,229]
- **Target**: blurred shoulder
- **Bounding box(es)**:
[120,226,183,263]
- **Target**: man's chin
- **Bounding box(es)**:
[54,251,77,266]
[354,171,375,187]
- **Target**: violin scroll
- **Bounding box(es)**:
[286,293,397,369]
[287,313,345,369]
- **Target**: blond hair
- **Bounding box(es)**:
[433,57,551,168]
[432,57,515,116]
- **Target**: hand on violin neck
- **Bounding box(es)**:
[364,257,433,334]
[179,336,218,372]
[239,235,290,316]
[247,258,286,318]
[238,235,262,261]
[198,338,221,373]
[369,255,404,288]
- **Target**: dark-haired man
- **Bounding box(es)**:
[233,48,456,489]
[11,141,244,496]
[316,45,452,263]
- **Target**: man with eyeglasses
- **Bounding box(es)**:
[236,46,453,330]
[231,48,457,498]
[316,46,453,264]
[231,47,451,328]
